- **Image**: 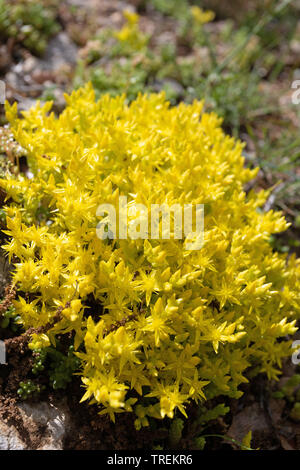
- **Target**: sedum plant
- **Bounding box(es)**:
[1,83,300,428]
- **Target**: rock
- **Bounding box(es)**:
[0,421,24,450]
[152,79,184,98]
[0,400,71,450]
[4,31,78,112]
[227,402,271,448]
[40,33,78,70]
[22,56,39,75]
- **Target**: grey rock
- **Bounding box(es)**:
[0,400,71,450]
[152,78,184,98]
[0,422,24,450]
[40,33,78,70]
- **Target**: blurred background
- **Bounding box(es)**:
[0,0,299,253]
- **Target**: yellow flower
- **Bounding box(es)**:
[2,82,300,426]
[123,10,139,26]
[191,6,215,25]
[114,10,148,50]
[29,333,50,350]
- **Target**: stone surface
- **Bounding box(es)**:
[0,400,71,450]
[0,421,24,450]
[227,402,269,443]
[40,33,78,70]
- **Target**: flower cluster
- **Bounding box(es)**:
[190,6,215,25]
[1,83,300,427]
[114,10,148,51]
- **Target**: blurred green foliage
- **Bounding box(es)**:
[0,0,60,55]
[74,8,264,132]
